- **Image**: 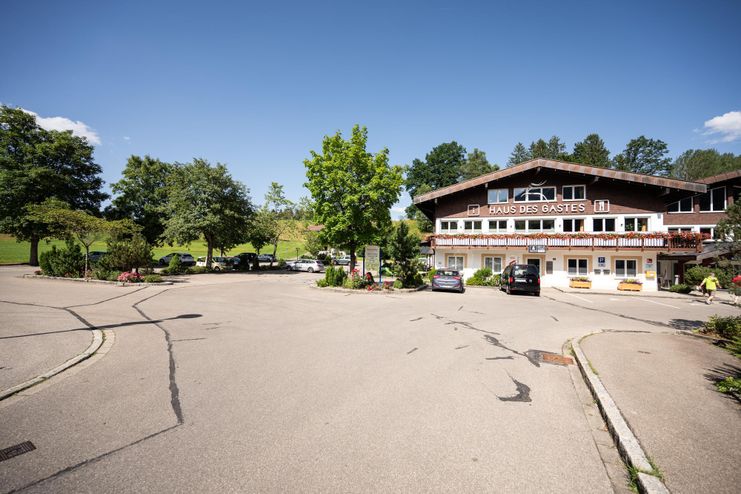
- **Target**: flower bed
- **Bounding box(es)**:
[569,277,592,289]
[617,278,642,291]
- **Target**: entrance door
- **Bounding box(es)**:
[526,257,541,274]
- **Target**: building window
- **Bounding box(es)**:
[447,255,464,271]
[517,219,555,232]
[700,227,719,240]
[484,256,502,272]
[615,259,637,278]
[563,218,584,232]
[513,186,556,202]
[593,218,616,232]
[668,227,693,234]
[563,185,586,201]
[545,261,554,275]
[625,217,649,232]
[667,197,692,213]
[567,258,589,276]
[464,220,482,233]
[440,220,457,233]
[488,220,507,232]
[487,188,508,204]
[699,187,726,212]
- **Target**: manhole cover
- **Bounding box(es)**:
[0,441,36,462]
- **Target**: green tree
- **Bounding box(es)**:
[247,208,276,256]
[304,125,403,271]
[264,181,294,219]
[303,230,325,257]
[293,196,315,221]
[459,148,499,181]
[405,183,434,232]
[162,159,253,267]
[671,149,741,181]
[547,136,567,160]
[107,155,173,245]
[613,136,672,176]
[507,142,530,167]
[571,133,610,167]
[388,221,422,288]
[529,139,549,159]
[405,141,467,198]
[0,106,107,265]
[716,201,741,260]
[106,233,154,273]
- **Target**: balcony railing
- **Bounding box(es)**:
[431,233,703,252]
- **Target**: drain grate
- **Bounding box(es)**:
[0,441,36,462]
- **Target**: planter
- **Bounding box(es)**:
[569,280,592,289]
[617,282,642,292]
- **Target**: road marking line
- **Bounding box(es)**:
[639,298,680,309]
[565,293,593,304]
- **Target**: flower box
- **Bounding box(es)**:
[569,279,592,289]
[617,280,642,291]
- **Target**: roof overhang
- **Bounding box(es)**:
[413,159,707,205]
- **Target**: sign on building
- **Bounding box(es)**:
[527,245,547,253]
[594,200,610,213]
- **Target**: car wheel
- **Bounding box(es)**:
[213,266,220,272]
[307,267,314,273]
[535,291,540,297]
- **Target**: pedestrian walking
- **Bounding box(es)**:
[699,272,721,304]
[732,273,741,305]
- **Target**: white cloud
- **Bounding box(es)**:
[123,136,130,141]
[22,108,101,145]
[703,111,741,143]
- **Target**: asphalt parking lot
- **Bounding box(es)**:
[0,266,738,493]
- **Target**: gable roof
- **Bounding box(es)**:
[413,158,707,204]
[697,169,741,184]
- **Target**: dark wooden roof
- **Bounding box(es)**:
[697,169,741,184]
[413,159,707,204]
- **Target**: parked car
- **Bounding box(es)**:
[158,252,195,266]
[195,256,233,271]
[87,251,107,263]
[501,263,540,296]
[233,252,258,270]
[335,255,352,265]
[257,253,275,263]
[431,268,465,293]
[287,259,324,273]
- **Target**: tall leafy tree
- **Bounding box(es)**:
[716,201,741,260]
[405,184,433,232]
[671,149,741,181]
[572,133,610,167]
[107,155,173,245]
[304,125,403,271]
[405,141,466,198]
[162,159,254,266]
[507,142,531,167]
[529,139,550,159]
[547,136,567,159]
[0,105,107,265]
[264,181,294,219]
[388,220,421,288]
[459,148,499,181]
[613,136,672,176]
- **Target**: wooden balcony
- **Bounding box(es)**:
[430,233,703,252]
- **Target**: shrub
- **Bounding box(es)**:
[168,254,185,275]
[39,239,85,278]
[186,266,210,274]
[466,268,501,287]
[316,279,328,287]
[323,266,347,287]
[277,259,287,268]
[622,278,642,285]
[684,265,733,288]
[393,279,403,289]
[427,268,437,283]
[117,272,143,283]
[106,234,153,273]
[344,269,367,289]
[143,274,163,283]
[92,253,119,280]
[106,271,122,281]
[716,376,741,394]
[570,276,591,282]
[702,315,741,340]
[669,283,692,294]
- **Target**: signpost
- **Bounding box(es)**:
[364,245,381,283]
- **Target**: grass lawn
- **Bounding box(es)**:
[0,234,308,265]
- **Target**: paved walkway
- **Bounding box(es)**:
[555,286,736,302]
[581,331,741,493]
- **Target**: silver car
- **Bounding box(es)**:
[287,259,324,273]
[431,268,465,293]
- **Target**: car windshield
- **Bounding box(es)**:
[438,270,459,277]
[514,266,538,276]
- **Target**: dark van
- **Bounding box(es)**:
[501,264,540,296]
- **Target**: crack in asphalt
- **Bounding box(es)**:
[430,313,501,336]
[497,376,532,403]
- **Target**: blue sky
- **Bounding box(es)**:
[2,0,740,216]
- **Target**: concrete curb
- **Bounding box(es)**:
[571,334,670,494]
[22,274,173,286]
[554,286,698,301]
[0,329,105,401]
[310,284,428,294]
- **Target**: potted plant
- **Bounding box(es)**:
[569,276,592,289]
[618,278,643,291]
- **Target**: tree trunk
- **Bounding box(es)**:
[29,237,39,266]
[271,242,278,267]
[206,238,213,268]
[349,246,356,273]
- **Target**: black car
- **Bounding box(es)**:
[234,252,258,270]
[501,263,540,296]
[431,268,465,293]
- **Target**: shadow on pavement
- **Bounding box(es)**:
[667,318,705,331]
